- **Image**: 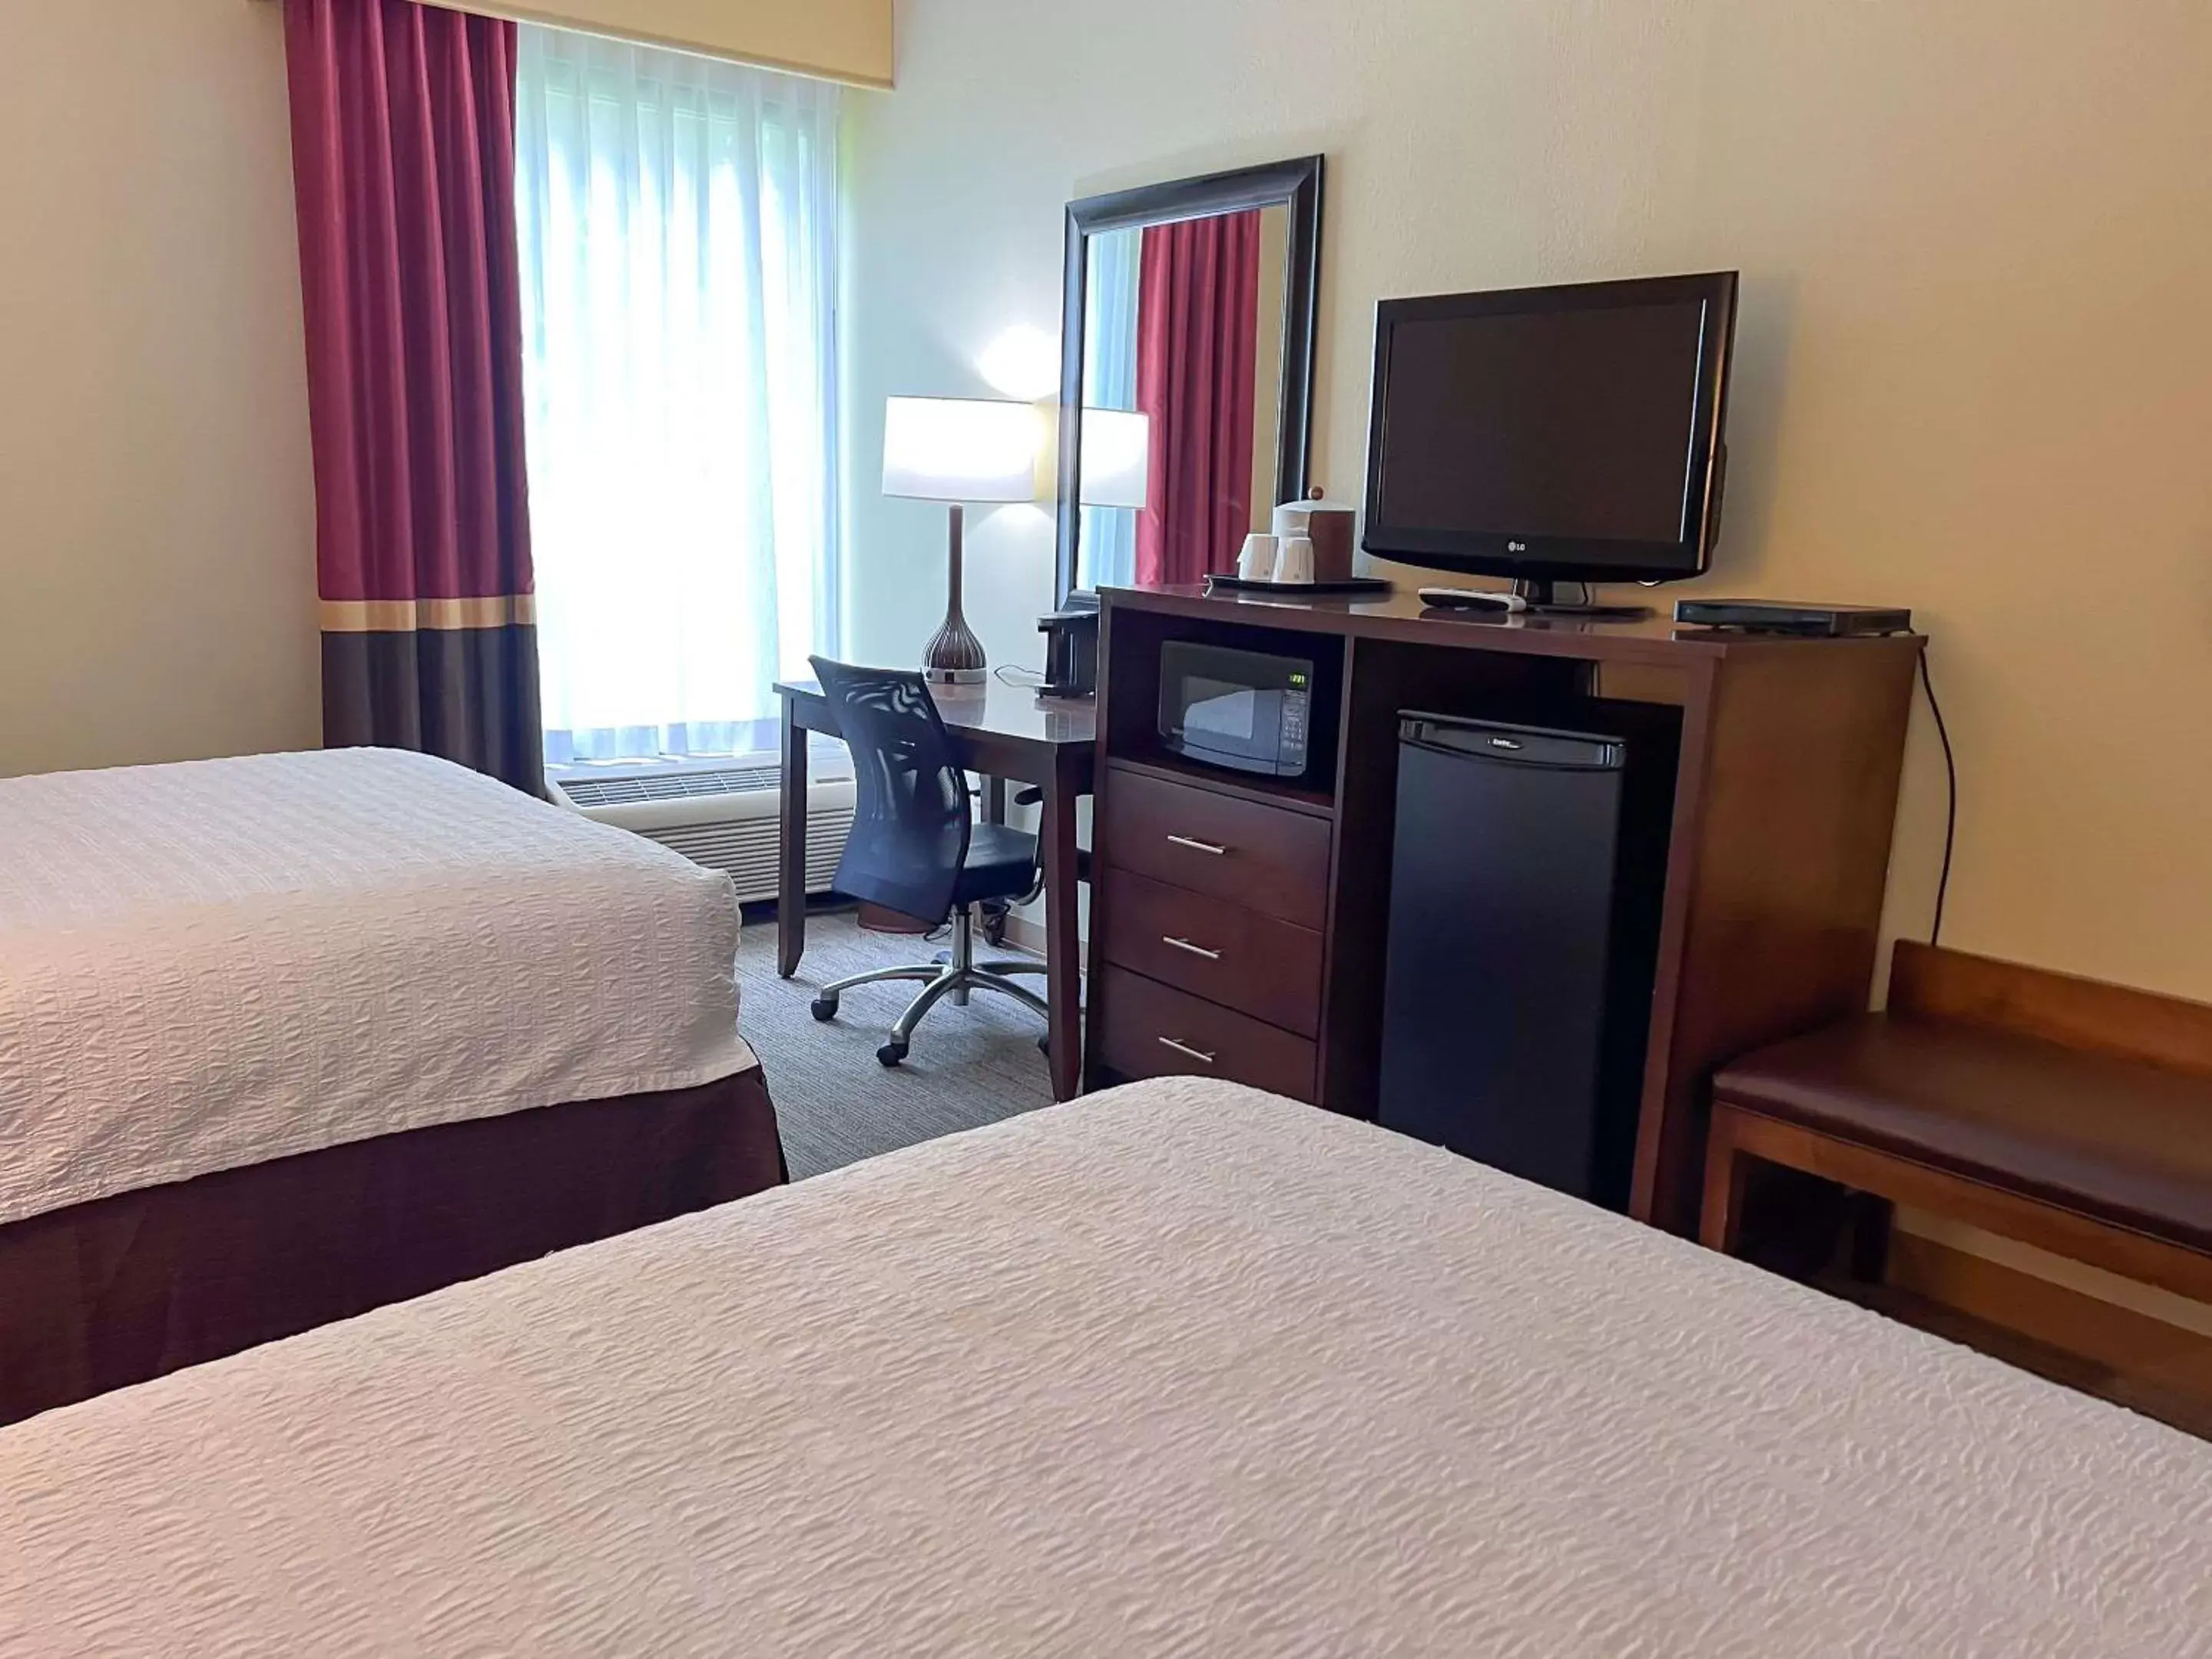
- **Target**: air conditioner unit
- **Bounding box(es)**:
[548,757,854,905]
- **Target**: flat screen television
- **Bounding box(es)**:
[1361,271,1737,599]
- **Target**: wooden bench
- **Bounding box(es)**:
[1703,943,2212,1313]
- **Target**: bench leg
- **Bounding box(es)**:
[1846,1191,1895,1283]
[1700,1106,1756,1256]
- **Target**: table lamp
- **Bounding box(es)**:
[882,395,1042,685]
[1078,406,1151,512]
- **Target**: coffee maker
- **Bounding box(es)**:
[1037,609,1100,698]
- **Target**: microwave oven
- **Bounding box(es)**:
[1157,641,1327,781]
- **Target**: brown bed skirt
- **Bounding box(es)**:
[0,1065,785,1427]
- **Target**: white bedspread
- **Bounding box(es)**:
[0,748,752,1230]
[1,1078,2206,1657]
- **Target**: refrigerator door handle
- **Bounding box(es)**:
[1401,737,1621,773]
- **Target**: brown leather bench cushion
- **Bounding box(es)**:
[1714,1014,2212,1254]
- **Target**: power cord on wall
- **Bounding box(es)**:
[1918,648,1958,945]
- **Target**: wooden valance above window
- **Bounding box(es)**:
[421,0,892,88]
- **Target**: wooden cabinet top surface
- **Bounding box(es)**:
[1101,583,1924,670]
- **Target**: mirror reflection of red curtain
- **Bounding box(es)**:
[1134,211,1262,584]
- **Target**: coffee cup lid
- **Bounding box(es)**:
[1277,488,1356,515]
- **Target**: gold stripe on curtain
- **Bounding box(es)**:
[320,595,538,632]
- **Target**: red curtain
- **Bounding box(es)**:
[283,0,542,793]
[1134,211,1263,586]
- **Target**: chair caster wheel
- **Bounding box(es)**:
[810,995,839,1022]
[876,1041,909,1068]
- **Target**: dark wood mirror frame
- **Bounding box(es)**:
[1054,155,1325,610]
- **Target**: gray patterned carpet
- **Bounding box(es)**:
[737,909,1057,1180]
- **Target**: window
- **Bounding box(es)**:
[515,28,840,767]
[1080,227,1141,588]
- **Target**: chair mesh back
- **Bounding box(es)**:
[810,657,971,926]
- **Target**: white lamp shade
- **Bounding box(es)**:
[882,396,1043,504]
[1079,407,1151,510]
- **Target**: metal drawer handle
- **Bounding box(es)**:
[1165,834,1229,856]
[1162,935,1223,961]
[1157,1036,1218,1065]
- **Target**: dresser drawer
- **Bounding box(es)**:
[1094,967,1316,1101]
[1100,869,1323,1038]
[1101,767,1332,929]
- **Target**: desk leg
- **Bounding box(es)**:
[979,777,1009,946]
[777,697,807,979]
[1042,751,1082,1101]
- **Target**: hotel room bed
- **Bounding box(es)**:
[0,748,783,1424]
[2,1078,2205,1657]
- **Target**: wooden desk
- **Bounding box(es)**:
[775,677,1096,1101]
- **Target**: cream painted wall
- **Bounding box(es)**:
[427,0,893,86]
[844,0,2212,1001]
[0,1,319,778]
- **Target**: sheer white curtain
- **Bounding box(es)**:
[515,27,839,766]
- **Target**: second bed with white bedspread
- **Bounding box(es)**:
[0,747,752,1229]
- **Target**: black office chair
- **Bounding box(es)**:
[806,657,1049,1066]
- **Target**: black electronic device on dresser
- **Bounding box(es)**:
[1038,608,1101,697]
[1157,641,1334,784]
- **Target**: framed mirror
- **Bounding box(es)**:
[1054,156,1324,608]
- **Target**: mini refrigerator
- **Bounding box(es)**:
[1376,711,1673,1209]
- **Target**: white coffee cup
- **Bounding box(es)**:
[1237,532,1280,581]
[1272,535,1316,584]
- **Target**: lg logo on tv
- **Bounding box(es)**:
[1507,540,1529,553]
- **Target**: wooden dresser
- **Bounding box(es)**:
[1081,582,1925,1236]
[1091,762,1334,1101]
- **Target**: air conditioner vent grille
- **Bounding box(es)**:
[558,766,781,807]
[638,807,853,903]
